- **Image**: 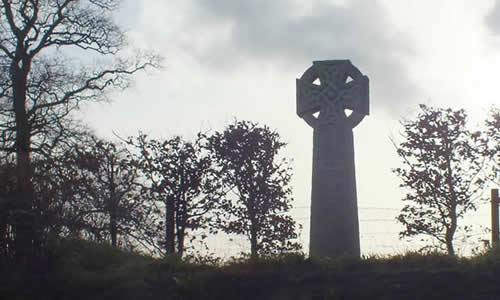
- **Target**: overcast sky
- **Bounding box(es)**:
[82,0,500,256]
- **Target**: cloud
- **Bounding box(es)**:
[166,0,420,114]
[485,0,500,35]
[188,1,399,63]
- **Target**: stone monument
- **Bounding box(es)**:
[296,60,369,257]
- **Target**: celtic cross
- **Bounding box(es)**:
[296,60,369,128]
[296,60,369,257]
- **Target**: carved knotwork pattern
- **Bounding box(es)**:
[296,60,369,128]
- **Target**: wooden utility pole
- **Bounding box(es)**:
[492,189,499,248]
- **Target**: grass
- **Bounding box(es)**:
[4,239,500,299]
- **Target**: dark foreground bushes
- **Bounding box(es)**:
[3,239,500,300]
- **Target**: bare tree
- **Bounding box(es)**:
[26,133,157,254]
[0,0,160,264]
[72,136,151,248]
[133,134,217,257]
[392,105,486,255]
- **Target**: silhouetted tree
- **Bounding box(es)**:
[0,157,15,260]
[133,134,217,257]
[0,0,159,264]
[392,105,486,255]
[12,132,155,254]
[72,139,121,246]
[484,107,500,187]
[29,130,96,239]
[65,136,151,249]
[206,120,301,257]
[0,127,88,260]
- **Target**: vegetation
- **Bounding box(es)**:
[131,133,218,257]
[69,136,149,248]
[484,107,500,188]
[3,238,500,300]
[205,120,302,257]
[0,0,160,267]
[0,2,499,299]
[392,105,487,255]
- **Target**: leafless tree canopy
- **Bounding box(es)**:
[0,0,160,155]
[0,0,160,264]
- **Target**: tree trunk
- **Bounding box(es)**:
[446,207,457,256]
[165,196,175,254]
[109,165,118,247]
[247,198,259,258]
[445,229,455,256]
[176,192,187,257]
[0,216,6,258]
[445,155,457,256]
[249,221,258,258]
[177,226,185,257]
[11,60,34,267]
[109,195,117,247]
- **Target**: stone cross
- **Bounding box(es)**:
[296,60,369,257]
